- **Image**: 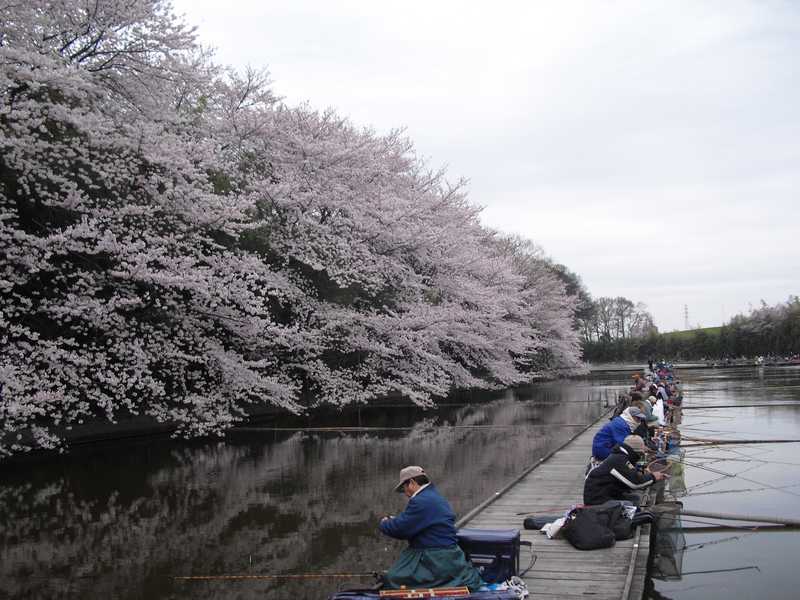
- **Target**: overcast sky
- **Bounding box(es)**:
[174,0,798,332]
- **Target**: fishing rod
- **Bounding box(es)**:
[668,515,798,529]
[231,423,592,433]
[675,455,800,468]
[681,437,800,447]
[654,507,800,530]
[686,481,800,497]
[659,449,800,471]
[677,508,800,527]
[678,426,761,435]
[666,524,800,533]
[682,403,800,410]
[678,420,734,429]
[681,566,760,576]
[680,458,800,499]
[681,444,768,458]
[678,414,737,420]
[174,572,380,582]
[682,533,753,551]
[685,473,735,493]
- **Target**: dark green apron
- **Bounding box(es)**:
[383,545,484,591]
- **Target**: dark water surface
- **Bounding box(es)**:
[648,365,800,600]
[5,367,799,600]
[0,381,615,600]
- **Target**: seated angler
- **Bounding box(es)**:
[591,407,648,462]
[632,373,646,392]
[631,399,660,446]
[649,394,666,427]
[379,466,483,591]
[656,380,669,403]
[584,435,668,505]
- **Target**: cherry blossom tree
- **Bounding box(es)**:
[0,1,305,454]
[0,0,584,456]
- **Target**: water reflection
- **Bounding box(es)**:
[647,366,800,600]
[0,382,613,600]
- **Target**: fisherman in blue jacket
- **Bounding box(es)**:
[379,466,483,591]
[591,407,647,461]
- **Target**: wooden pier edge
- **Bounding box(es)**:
[456,407,614,529]
[457,403,658,600]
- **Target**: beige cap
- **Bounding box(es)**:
[394,465,426,492]
[623,435,646,453]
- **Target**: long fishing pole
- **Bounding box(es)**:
[680,532,758,551]
[675,455,800,468]
[680,458,800,499]
[174,572,379,582]
[686,481,800,497]
[686,474,735,493]
[681,444,769,459]
[678,426,762,435]
[681,438,800,447]
[677,508,800,527]
[682,403,800,410]
[668,524,800,533]
[231,424,592,433]
[681,566,760,576]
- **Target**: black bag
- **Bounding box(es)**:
[561,508,616,550]
[523,515,562,530]
[585,502,634,541]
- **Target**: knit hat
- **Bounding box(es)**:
[621,407,647,431]
[634,400,659,426]
[628,407,646,420]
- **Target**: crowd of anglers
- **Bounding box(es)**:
[584,363,683,506]
[325,364,684,599]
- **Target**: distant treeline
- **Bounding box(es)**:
[582,297,800,363]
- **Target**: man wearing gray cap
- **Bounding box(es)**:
[378,466,483,591]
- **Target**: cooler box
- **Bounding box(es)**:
[456,528,521,583]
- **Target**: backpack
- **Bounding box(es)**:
[585,502,634,541]
[560,508,616,550]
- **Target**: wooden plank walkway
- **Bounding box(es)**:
[457,413,651,600]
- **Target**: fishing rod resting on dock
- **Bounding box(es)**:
[174,572,380,582]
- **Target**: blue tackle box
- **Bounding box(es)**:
[456,528,523,584]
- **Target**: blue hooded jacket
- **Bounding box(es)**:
[592,416,633,460]
[379,484,458,549]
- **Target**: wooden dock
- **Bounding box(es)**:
[456,413,651,600]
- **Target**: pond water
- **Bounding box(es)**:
[3,367,798,600]
[647,365,800,600]
[0,381,614,599]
